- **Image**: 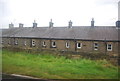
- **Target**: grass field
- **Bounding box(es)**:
[2,49,118,79]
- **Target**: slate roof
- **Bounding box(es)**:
[1,26,119,41]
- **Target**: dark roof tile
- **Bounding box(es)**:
[2,26,119,41]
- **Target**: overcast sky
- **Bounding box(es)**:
[0,0,119,28]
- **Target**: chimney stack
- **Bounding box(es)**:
[19,23,24,28]
[33,20,37,28]
[9,22,14,28]
[116,1,120,27]
[68,20,72,28]
[91,18,95,27]
[49,19,54,28]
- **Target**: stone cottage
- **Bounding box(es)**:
[1,18,119,57]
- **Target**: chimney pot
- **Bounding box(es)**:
[33,20,37,28]
[91,18,95,27]
[116,21,120,27]
[19,23,24,28]
[9,22,14,28]
[49,19,54,28]
[68,20,72,28]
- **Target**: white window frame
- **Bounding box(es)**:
[24,41,27,46]
[107,44,112,51]
[66,42,70,48]
[77,42,82,49]
[1,40,3,44]
[94,43,98,50]
[42,41,46,47]
[52,41,56,47]
[15,40,18,45]
[32,40,35,47]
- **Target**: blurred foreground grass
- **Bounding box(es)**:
[2,49,118,79]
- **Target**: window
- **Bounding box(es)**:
[15,40,18,45]
[42,41,46,47]
[8,40,11,45]
[94,43,98,50]
[107,44,112,51]
[52,41,56,47]
[24,41,27,46]
[32,40,35,47]
[1,40,3,44]
[66,42,69,48]
[77,43,82,48]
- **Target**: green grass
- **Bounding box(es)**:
[2,49,118,79]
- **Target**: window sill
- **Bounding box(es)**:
[94,49,98,51]
[107,50,112,51]
[77,47,81,49]
[51,46,57,48]
[66,47,69,48]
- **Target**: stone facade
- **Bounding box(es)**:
[2,37,119,57]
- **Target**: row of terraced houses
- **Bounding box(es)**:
[1,2,120,64]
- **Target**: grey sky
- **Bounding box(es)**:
[0,0,119,28]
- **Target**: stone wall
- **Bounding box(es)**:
[2,37,119,57]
